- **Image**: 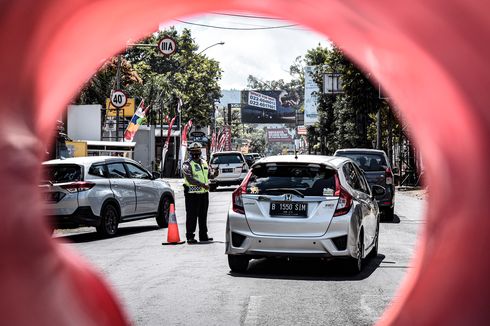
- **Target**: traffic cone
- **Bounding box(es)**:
[162,203,185,245]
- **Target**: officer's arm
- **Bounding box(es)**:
[182,162,204,186]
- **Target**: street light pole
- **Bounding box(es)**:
[197,41,225,55]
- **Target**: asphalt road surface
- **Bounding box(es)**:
[55,182,426,326]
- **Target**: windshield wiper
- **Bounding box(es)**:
[265,188,305,198]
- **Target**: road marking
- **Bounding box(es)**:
[243,295,263,326]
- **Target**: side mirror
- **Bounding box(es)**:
[371,185,386,197]
[152,172,161,179]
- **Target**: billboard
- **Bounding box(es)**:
[266,128,292,142]
[304,66,319,126]
[241,90,299,124]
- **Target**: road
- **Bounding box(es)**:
[55,182,426,326]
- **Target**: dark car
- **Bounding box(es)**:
[244,154,255,167]
[334,148,395,220]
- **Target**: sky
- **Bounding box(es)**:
[160,12,330,90]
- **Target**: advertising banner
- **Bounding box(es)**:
[123,100,148,142]
[266,128,292,142]
[304,66,319,126]
[241,90,299,124]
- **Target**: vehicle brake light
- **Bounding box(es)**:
[385,167,393,185]
[60,181,95,193]
[232,171,252,214]
[333,174,352,216]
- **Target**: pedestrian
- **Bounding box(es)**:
[182,142,213,244]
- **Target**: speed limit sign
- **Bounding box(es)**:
[110,90,127,108]
[158,36,177,56]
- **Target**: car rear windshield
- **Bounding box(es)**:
[337,153,388,171]
[211,154,243,164]
[43,164,82,183]
[246,164,337,196]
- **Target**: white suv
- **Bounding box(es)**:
[209,151,248,191]
[40,156,175,236]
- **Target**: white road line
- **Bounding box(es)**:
[243,295,263,326]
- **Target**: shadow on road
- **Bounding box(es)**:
[229,254,385,281]
[54,225,161,243]
[381,214,401,224]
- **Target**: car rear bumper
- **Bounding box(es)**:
[209,174,246,186]
[226,209,358,259]
[49,206,101,229]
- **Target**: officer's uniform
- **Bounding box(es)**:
[182,158,211,242]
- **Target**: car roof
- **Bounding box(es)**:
[42,156,132,166]
[335,148,387,155]
[210,151,243,156]
[253,155,349,169]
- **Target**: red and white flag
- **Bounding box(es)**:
[179,119,193,172]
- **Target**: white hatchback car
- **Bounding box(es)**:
[40,156,175,236]
[209,151,248,191]
[226,155,385,273]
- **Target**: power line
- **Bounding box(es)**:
[211,12,284,20]
[175,19,298,31]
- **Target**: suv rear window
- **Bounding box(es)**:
[43,164,82,183]
[246,164,337,196]
[211,154,244,164]
[337,153,387,171]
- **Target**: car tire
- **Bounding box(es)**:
[96,203,119,237]
[348,234,364,274]
[228,255,249,273]
[383,206,395,221]
[369,224,379,259]
[156,195,171,228]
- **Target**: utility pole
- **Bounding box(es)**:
[376,108,382,149]
[115,55,122,141]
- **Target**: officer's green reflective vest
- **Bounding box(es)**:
[183,160,209,193]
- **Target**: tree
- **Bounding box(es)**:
[74,27,222,128]
[126,28,222,127]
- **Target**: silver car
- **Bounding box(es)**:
[226,155,385,273]
[40,156,175,236]
[209,151,249,191]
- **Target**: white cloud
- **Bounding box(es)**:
[161,13,330,90]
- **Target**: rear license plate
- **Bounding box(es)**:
[270,201,307,217]
[222,168,233,173]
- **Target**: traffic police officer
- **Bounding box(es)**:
[182,142,213,244]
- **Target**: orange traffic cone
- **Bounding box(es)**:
[162,203,185,245]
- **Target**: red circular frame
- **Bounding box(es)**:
[0,0,489,325]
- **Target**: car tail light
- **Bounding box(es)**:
[232,171,252,214]
[385,167,393,185]
[60,181,95,193]
[334,175,352,216]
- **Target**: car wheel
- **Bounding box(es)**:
[156,195,171,228]
[228,255,249,273]
[383,206,395,221]
[369,223,379,258]
[349,234,364,274]
[96,203,119,236]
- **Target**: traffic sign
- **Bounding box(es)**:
[110,90,127,108]
[158,36,177,56]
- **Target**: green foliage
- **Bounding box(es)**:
[303,45,393,154]
[74,27,222,128]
